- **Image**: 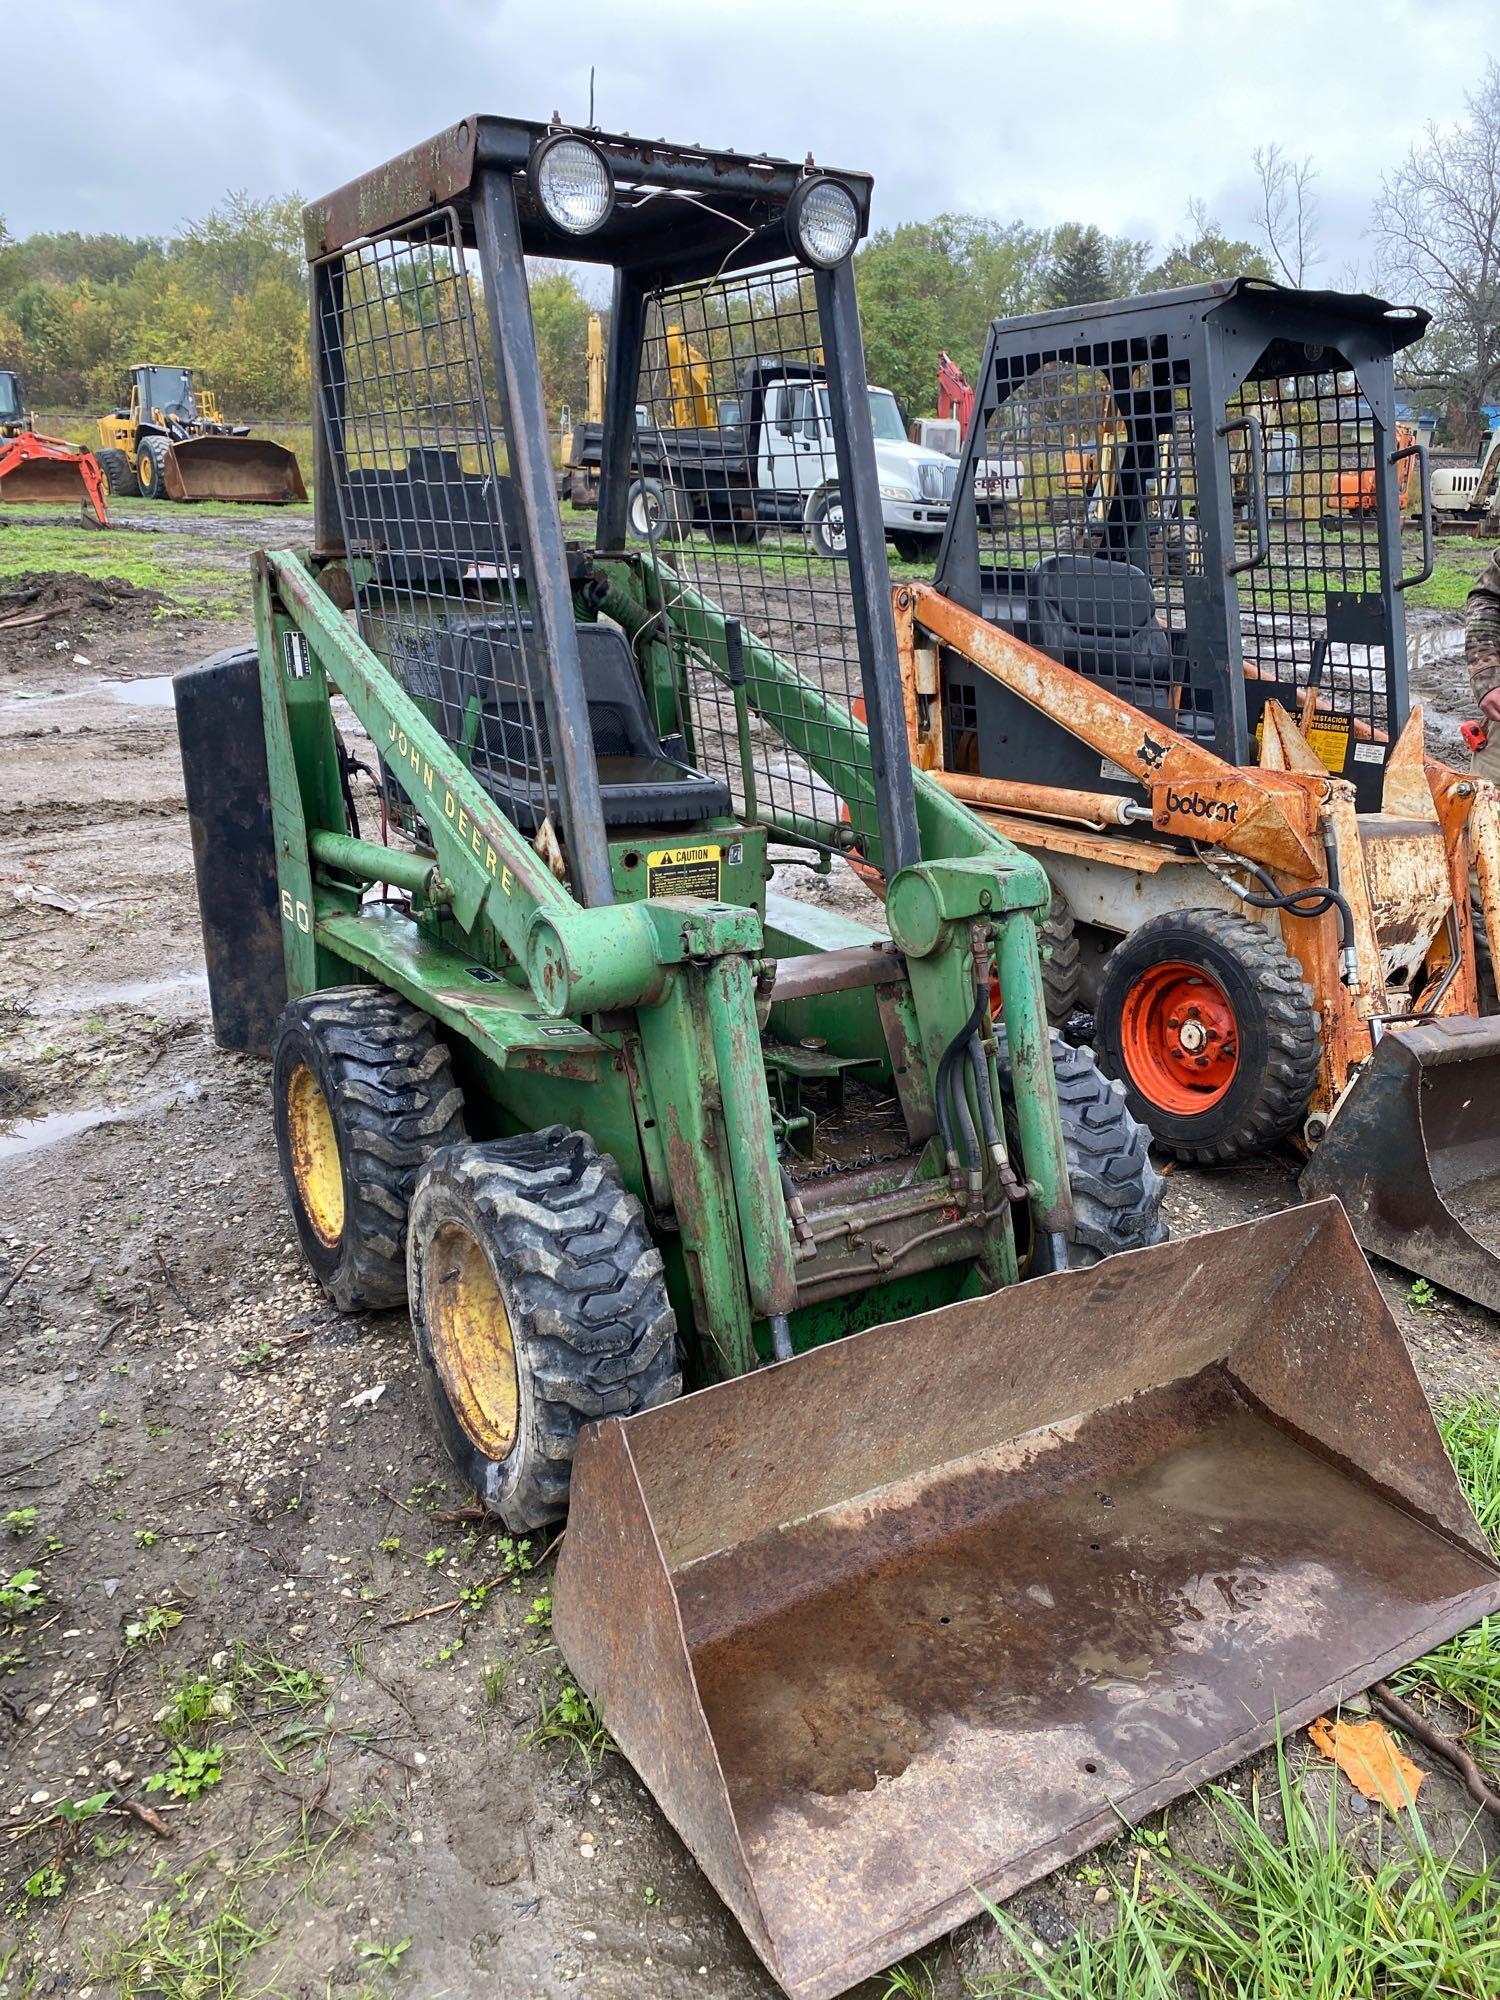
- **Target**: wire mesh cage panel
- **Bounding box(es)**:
[971,341,1209,739]
[947,289,1415,804]
[316,210,558,838]
[1229,368,1393,755]
[628,264,867,851]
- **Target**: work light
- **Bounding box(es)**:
[786,175,860,268]
[531,134,615,235]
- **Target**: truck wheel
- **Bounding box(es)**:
[890,532,932,563]
[1094,909,1321,1163]
[96,448,137,498]
[997,1028,1166,1267]
[272,986,466,1311]
[627,477,688,543]
[809,491,847,559]
[1041,885,1081,1026]
[137,436,172,500]
[408,1127,681,1530]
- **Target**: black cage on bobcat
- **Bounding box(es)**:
[933,280,1430,812]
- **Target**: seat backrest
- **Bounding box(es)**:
[1026,553,1189,718]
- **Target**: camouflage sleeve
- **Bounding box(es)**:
[1467,546,1500,705]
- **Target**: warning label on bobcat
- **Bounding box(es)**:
[646,843,722,899]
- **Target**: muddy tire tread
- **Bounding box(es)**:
[274,985,465,1311]
[1096,908,1321,1165]
[411,1127,680,1529]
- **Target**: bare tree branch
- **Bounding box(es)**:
[1253,143,1320,286]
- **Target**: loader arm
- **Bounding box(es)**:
[904,583,1325,879]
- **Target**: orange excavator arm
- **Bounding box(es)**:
[0,428,110,527]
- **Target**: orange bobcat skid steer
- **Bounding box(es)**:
[899,278,1500,1308]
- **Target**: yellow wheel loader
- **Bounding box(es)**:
[96,364,306,504]
[175,137,1498,2000]
[899,278,1500,1310]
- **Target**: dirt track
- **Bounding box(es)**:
[1,547,1497,1996]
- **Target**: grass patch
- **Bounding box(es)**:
[89,1884,278,2000]
[0,521,233,615]
[1394,1390,1500,1767]
[974,1745,1499,1998]
[527,1672,614,1773]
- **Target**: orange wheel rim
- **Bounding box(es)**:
[1119,959,1239,1114]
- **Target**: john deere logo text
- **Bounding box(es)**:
[1165,787,1239,825]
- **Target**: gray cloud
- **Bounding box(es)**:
[4,0,1493,295]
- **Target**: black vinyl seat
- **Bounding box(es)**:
[1025,554,1213,737]
[428,617,731,831]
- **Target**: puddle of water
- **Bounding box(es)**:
[107,676,175,708]
[52,968,208,1014]
[0,1081,201,1168]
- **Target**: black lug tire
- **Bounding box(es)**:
[95,448,137,498]
[1040,884,1081,1026]
[998,1029,1166,1267]
[809,491,847,560]
[137,436,172,499]
[626,476,688,544]
[272,985,466,1311]
[890,532,930,563]
[1095,908,1321,1164]
[408,1127,681,1531]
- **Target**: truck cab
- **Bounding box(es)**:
[757,373,955,558]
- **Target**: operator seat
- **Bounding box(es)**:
[426,616,731,832]
[1024,553,1212,734]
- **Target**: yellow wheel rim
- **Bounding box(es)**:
[426,1222,520,1460]
[286,1063,345,1247]
[139,451,153,487]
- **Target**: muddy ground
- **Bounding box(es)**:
[1,525,1498,1998]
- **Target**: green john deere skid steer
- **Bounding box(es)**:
[175,115,1500,2000]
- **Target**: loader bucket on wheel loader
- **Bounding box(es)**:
[555,1201,1500,2000]
[1301,1016,1500,1312]
[163,435,307,504]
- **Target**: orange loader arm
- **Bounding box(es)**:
[0,429,110,526]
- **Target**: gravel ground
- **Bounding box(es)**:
[0,548,1497,1999]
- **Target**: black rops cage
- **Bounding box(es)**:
[934,281,1431,813]
[304,115,920,904]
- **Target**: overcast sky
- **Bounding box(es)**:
[5,0,1494,291]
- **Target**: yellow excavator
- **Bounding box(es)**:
[96,364,306,505]
[560,312,607,506]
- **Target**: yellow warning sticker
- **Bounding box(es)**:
[1305,714,1351,774]
[646,843,722,899]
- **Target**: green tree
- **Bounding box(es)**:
[527,262,594,423]
[1046,224,1148,308]
[1143,201,1272,291]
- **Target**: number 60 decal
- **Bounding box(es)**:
[280,889,311,933]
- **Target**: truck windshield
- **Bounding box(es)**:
[811,385,908,444]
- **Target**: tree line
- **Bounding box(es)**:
[2,62,1496,440]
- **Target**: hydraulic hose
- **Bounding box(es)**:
[936,979,989,1194]
[1196,838,1358,984]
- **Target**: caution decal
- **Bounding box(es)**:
[646,843,722,899]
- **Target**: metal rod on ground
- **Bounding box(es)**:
[1371,1680,1500,1818]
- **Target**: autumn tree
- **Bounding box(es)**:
[1372,60,1500,438]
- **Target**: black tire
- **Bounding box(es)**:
[1094,908,1321,1164]
[626,476,688,544]
[137,435,172,499]
[890,532,932,564]
[1040,884,1081,1026]
[408,1127,681,1530]
[96,448,137,498]
[809,490,847,560]
[998,1029,1166,1267]
[272,985,466,1311]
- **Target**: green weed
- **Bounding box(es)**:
[125,1603,184,1647]
[357,1937,413,1970]
[157,1668,235,1739]
[970,1745,1499,1998]
[528,1672,614,1774]
[146,1741,224,1801]
[0,1569,45,1623]
[233,1641,329,1713]
[881,1958,937,1998]
[90,1885,277,1999]
[3,1506,37,1537]
[1407,1276,1438,1312]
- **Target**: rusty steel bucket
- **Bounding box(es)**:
[554,1201,1500,2000]
[163,436,307,504]
[0,455,91,505]
[1301,1015,1500,1312]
